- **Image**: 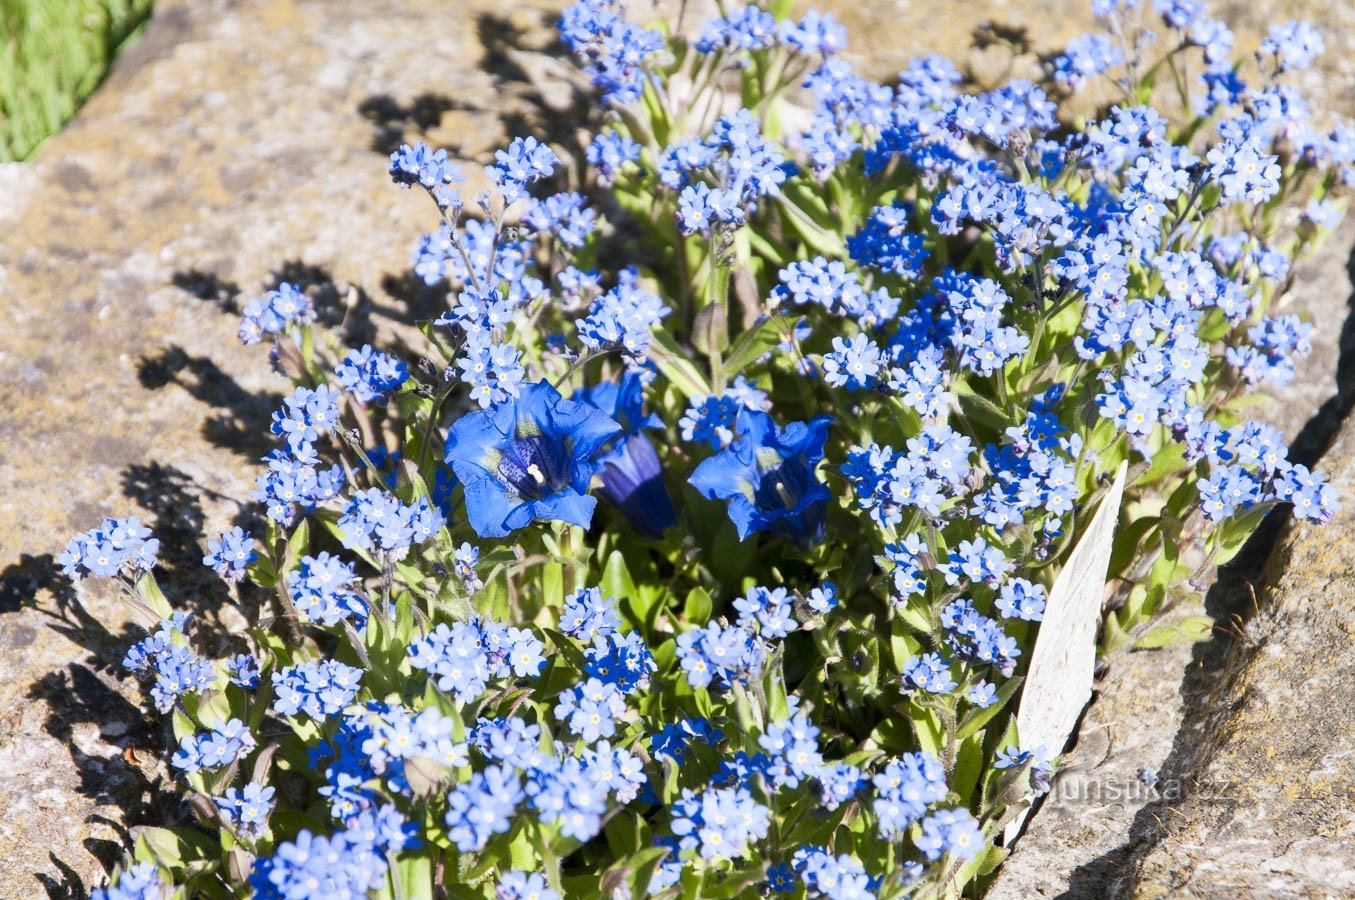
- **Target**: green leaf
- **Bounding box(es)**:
[888,627,916,673]
[955,676,1023,741]
[541,561,565,609]
[963,844,1010,890]
[508,825,538,871]
[602,549,638,605]
[1221,391,1275,413]
[320,509,379,569]
[1134,614,1215,649]
[778,199,846,256]
[957,390,1012,434]
[692,296,729,359]
[607,551,672,639]
[951,732,986,804]
[623,846,672,900]
[248,554,278,589]
[132,825,215,869]
[765,667,791,721]
[392,852,435,900]
[647,330,711,399]
[282,519,312,573]
[1213,503,1273,566]
[844,545,876,598]
[699,864,769,897]
[644,588,673,637]
[896,602,932,634]
[1132,441,1187,487]
[134,573,173,621]
[909,702,945,756]
[868,715,912,754]
[1140,581,1168,619]
[604,810,643,858]
[722,316,781,376]
[171,708,196,742]
[684,587,714,625]
[782,180,833,221]
[1107,515,1160,579]
[744,226,790,268]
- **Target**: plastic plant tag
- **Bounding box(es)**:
[1006,460,1128,844]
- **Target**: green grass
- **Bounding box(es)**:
[0,0,153,161]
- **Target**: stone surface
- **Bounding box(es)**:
[0,0,567,893]
[1,0,1354,896]
[1117,425,1355,896]
[988,218,1355,899]
[1016,381,1355,899]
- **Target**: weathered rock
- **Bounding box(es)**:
[988,218,1355,899]
[980,3,1355,895]
[0,0,566,892]
[0,0,1353,895]
[1117,420,1355,896]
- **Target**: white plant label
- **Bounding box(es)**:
[1005,460,1128,844]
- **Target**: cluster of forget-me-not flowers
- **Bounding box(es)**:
[70,0,1348,897]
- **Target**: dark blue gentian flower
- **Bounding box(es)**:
[575,373,678,538]
[444,381,621,538]
[689,409,833,545]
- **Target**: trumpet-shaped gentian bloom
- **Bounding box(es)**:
[689,409,833,544]
[444,381,621,538]
[575,373,677,537]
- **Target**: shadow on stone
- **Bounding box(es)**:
[26,662,186,897]
[358,92,457,155]
[12,578,165,889]
[380,271,451,330]
[118,462,262,651]
[357,10,591,166]
[136,345,282,461]
[7,545,227,892]
[1288,246,1355,467]
[971,22,1033,55]
[171,269,243,315]
[477,10,593,157]
[0,552,78,616]
[260,260,446,356]
[36,852,86,900]
[28,665,153,807]
[167,260,445,399]
[1064,241,1355,899]
[9,546,229,891]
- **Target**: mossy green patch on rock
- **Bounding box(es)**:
[0,0,155,161]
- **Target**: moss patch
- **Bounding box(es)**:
[0,0,153,161]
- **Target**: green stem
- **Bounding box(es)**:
[415,382,453,475]
[538,828,565,895]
